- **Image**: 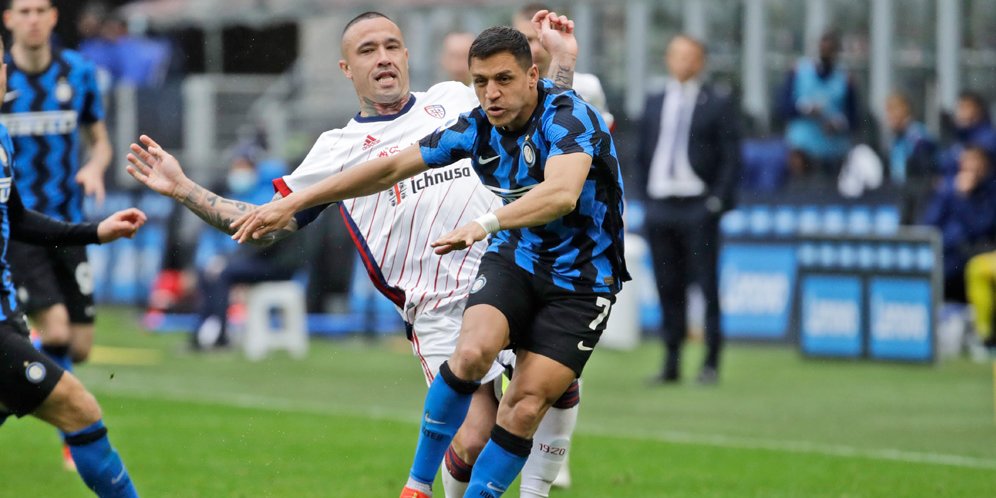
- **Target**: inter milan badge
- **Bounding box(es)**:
[25,361,47,384]
[424,105,446,119]
[55,77,73,103]
[522,139,536,167]
[470,275,487,294]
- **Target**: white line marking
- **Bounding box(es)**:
[97,386,996,471]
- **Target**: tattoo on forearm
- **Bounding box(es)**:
[553,64,574,88]
[176,183,291,245]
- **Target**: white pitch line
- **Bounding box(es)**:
[100,386,996,471]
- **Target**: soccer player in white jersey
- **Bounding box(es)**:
[127,10,580,498]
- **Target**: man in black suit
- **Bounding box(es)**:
[635,34,741,385]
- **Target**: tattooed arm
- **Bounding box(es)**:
[536,10,578,88]
[126,134,297,247]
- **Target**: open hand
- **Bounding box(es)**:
[126,135,189,199]
[97,208,147,243]
[430,221,488,255]
[229,195,297,243]
[534,10,577,61]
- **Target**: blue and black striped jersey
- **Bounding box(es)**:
[0,125,21,320]
[1,49,104,222]
[419,79,630,293]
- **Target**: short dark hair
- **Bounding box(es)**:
[469,26,532,71]
[342,11,391,38]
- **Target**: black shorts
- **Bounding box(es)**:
[466,253,616,377]
[0,316,64,418]
[7,242,95,324]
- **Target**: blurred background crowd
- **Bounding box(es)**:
[32,0,996,361]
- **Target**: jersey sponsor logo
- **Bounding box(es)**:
[470,275,487,294]
[55,77,74,103]
[484,183,536,202]
[0,110,79,136]
[25,361,47,384]
[409,166,473,195]
[424,104,446,119]
[361,134,381,151]
[0,177,10,204]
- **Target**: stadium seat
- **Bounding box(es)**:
[243,281,308,361]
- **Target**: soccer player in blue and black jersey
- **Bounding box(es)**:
[0,31,143,497]
[226,25,629,498]
[1,0,113,387]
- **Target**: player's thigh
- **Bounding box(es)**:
[522,289,616,379]
[0,317,66,420]
[410,301,505,385]
[52,246,96,327]
[7,242,64,320]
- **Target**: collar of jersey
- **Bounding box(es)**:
[353,94,418,123]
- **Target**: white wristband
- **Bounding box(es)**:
[473,212,501,234]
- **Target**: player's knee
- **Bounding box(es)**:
[70,348,90,364]
[500,392,549,434]
[450,343,494,380]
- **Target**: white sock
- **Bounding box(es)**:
[519,404,579,497]
[441,467,469,498]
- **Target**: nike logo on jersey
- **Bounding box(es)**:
[477,155,499,164]
[110,467,128,485]
[423,413,446,425]
[577,341,594,351]
[3,91,18,103]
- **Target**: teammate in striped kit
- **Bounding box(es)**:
[127,10,581,498]
[0,31,144,496]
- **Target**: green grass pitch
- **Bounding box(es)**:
[1,307,994,497]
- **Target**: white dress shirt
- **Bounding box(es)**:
[647,79,707,199]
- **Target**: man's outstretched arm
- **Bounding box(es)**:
[229,145,429,243]
[126,134,298,246]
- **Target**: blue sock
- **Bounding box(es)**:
[41,344,74,373]
[466,426,532,498]
[64,420,139,498]
[408,361,478,486]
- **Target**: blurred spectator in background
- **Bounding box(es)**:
[922,147,996,302]
[938,91,996,179]
[779,31,858,182]
[636,34,741,385]
[513,2,614,130]
[190,144,305,350]
[964,251,996,356]
[78,5,171,88]
[439,31,474,84]
[885,92,937,223]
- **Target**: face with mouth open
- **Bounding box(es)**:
[339,16,410,112]
[470,51,539,131]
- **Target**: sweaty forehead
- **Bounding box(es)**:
[341,18,404,53]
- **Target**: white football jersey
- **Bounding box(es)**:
[275,81,500,323]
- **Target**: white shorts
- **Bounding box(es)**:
[408,299,510,387]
